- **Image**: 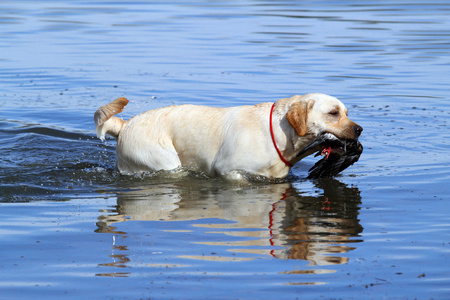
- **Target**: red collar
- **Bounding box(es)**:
[270,103,292,167]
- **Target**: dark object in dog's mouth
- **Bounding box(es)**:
[297,133,363,178]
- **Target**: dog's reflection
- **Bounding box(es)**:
[96,178,362,266]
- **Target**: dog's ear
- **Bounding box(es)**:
[286,101,312,136]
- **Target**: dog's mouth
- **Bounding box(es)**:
[296,132,353,159]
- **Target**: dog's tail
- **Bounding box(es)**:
[94,97,129,141]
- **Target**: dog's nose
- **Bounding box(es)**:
[353,124,363,137]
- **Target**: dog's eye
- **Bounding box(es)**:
[328,110,339,116]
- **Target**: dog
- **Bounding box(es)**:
[94,93,362,179]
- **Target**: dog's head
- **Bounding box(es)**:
[286,93,363,157]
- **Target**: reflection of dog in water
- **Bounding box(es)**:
[94,93,362,179]
[281,179,363,263]
[96,178,362,266]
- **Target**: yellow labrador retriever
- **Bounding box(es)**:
[94,93,362,179]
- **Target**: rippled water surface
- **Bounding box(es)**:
[1,1,450,299]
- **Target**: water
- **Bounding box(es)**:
[1,1,450,299]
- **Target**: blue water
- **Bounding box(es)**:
[1,1,450,299]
